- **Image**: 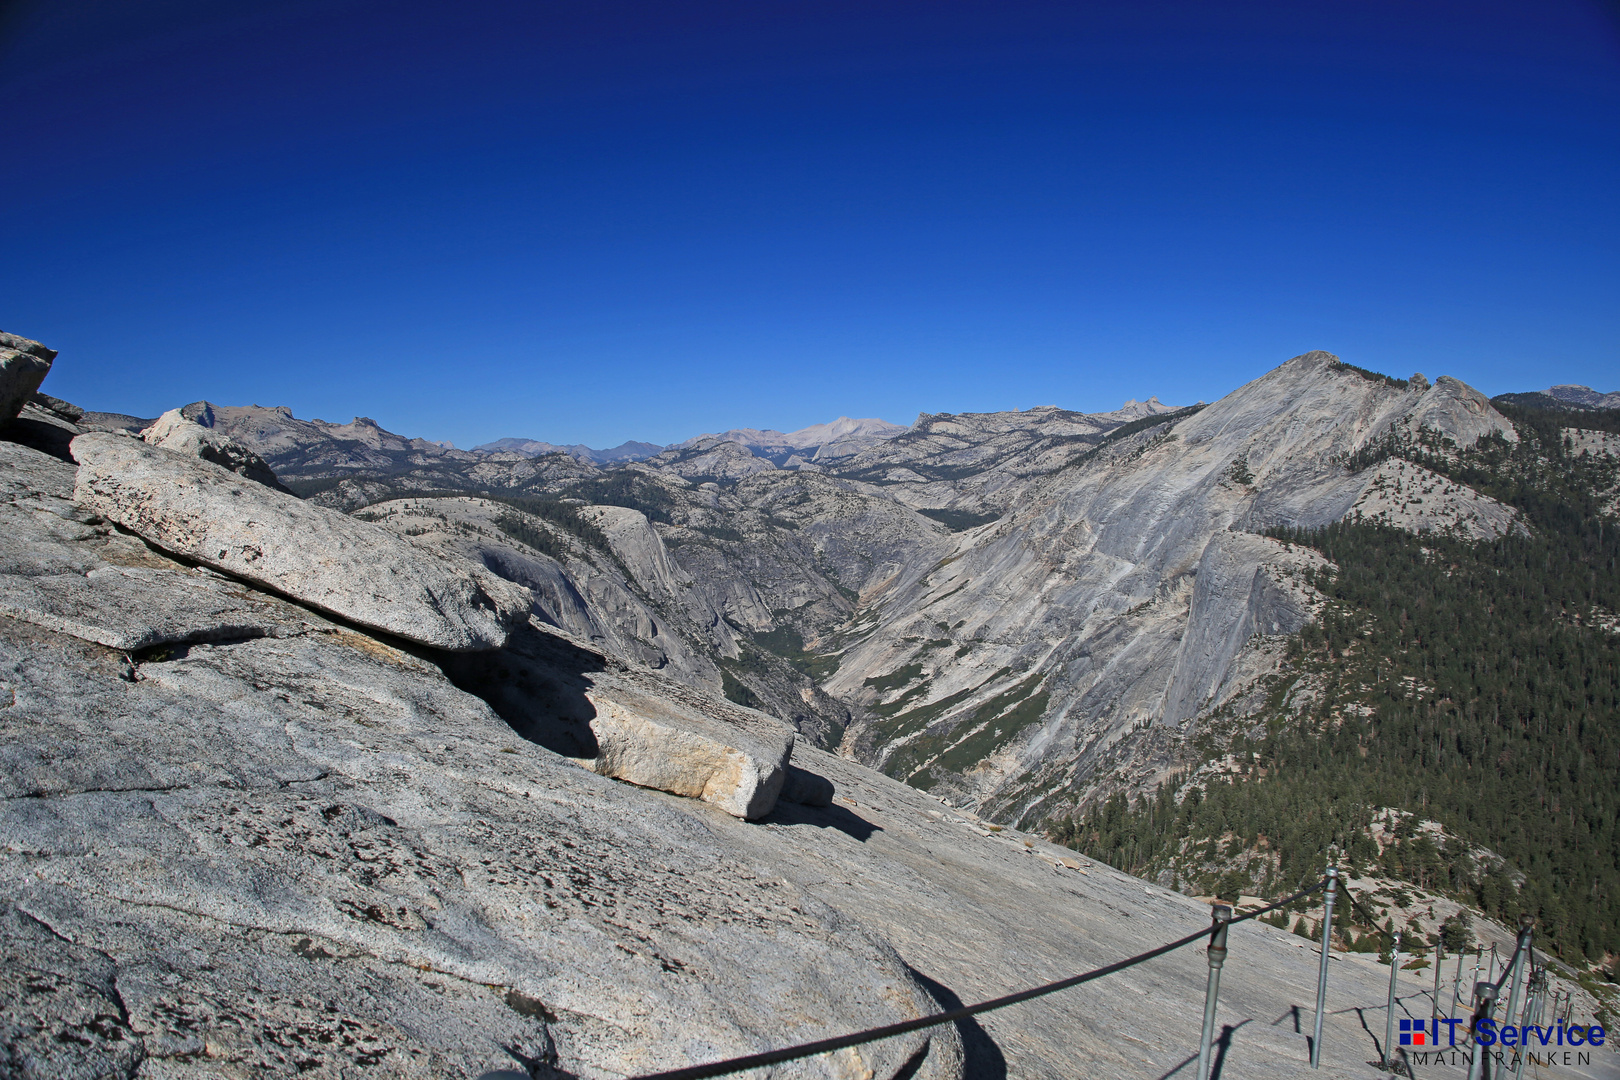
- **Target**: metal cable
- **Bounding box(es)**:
[626,877,1328,1080]
[1494,937,1527,993]
[1341,886,1397,944]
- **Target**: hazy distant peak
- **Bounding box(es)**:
[1544,384,1620,410]
[675,415,907,467]
[470,437,665,463]
[685,416,906,451]
[1097,395,1180,422]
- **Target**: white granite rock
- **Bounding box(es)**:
[70,433,531,651]
[142,407,288,490]
[0,331,56,420]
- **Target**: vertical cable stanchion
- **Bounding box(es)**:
[1452,947,1467,1020]
[1432,940,1445,1033]
[1502,917,1533,1044]
[1194,904,1232,1080]
[1512,966,1544,1080]
[1311,867,1337,1069]
[1466,981,1499,1080]
[1382,929,1403,1071]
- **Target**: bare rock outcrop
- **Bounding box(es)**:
[0,331,56,420]
[1346,458,1521,539]
[142,406,289,490]
[70,433,532,651]
[9,427,1567,1080]
[442,623,796,819]
[826,351,1523,817]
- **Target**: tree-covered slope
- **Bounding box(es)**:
[1052,406,1620,966]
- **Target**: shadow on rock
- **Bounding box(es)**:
[761,798,882,842]
[438,623,606,759]
[3,416,77,462]
[1207,1018,1250,1080]
[905,967,1008,1080]
[483,1038,581,1080]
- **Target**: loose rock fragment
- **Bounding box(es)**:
[142,407,288,490]
[70,432,532,651]
[0,331,56,420]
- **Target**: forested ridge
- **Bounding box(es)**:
[1051,402,1620,968]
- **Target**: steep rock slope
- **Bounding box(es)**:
[95,357,1522,831]
[826,353,1518,819]
[10,423,1589,1080]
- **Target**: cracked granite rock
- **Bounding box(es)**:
[70,433,532,652]
[440,623,797,820]
[0,331,56,420]
[141,408,288,492]
[2,416,1610,1080]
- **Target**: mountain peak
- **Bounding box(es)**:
[1544,384,1620,410]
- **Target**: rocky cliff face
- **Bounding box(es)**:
[818,354,1520,817]
[76,354,1524,829]
[7,354,1552,1080]
[5,334,1615,1079]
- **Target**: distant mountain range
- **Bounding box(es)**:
[676,416,909,466]
[472,437,666,464]
[36,353,1620,972]
[471,415,912,466]
[473,404,1184,468]
[1543,383,1620,410]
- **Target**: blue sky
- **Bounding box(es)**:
[2,0,1617,449]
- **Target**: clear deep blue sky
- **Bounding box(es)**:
[3,0,1617,449]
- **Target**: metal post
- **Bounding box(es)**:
[1433,941,1445,1031]
[1466,981,1499,1080]
[1451,947,1467,1019]
[1195,904,1232,1080]
[1382,930,1403,1071]
[1311,867,1337,1068]
[1512,967,1544,1080]
[1502,916,1533,1042]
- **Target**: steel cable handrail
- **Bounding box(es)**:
[626,876,1330,1080]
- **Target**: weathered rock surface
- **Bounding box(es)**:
[1346,458,1521,539]
[0,440,308,652]
[821,352,1523,818]
[29,391,83,423]
[70,433,531,651]
[442,623,796,819]
[142,407,288,490]
[4,415,1614,1080]
[0,331,57,419]
[0,432,956,1077]
[0,627,957,1079]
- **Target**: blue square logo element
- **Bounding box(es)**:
[1399,1019,1428,1046]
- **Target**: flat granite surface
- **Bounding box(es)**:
[703,744,1620,1080]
